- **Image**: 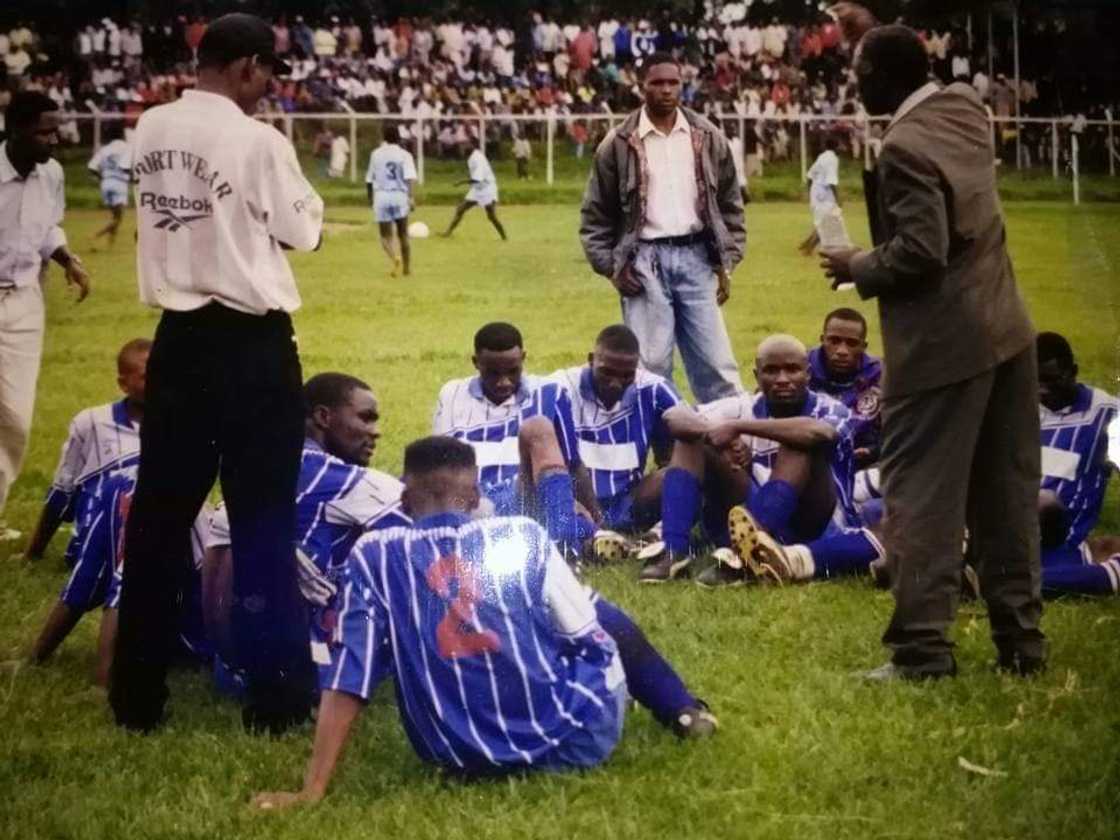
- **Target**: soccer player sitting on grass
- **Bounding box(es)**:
[251,436,715,811]
[1035,332,1120,596]
[807,308,882,466]
[202,373,409,705]
[365,124,417,278]
[433,322,594,555]
[25,339,149,672]
[550,325,715,584]
[695,334,883,587]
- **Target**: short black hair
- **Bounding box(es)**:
[116,338,152,373]
[595,324,640,355]
[824,135,840,152]
[383,123,400,144]
[404,435,476,476]
[103,120,125,142]
[860,24,929,96]
[6,92,59,134]
[474,322,523,353]
[640,52,680,79]
[1036,332,1075,369]
[303,372,372,417]
[823,307,868,336]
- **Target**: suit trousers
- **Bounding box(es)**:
[879,346,1045,669]
[0,283,45,516]
[110,303,309,726]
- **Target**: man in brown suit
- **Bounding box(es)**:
[821,21,1046,679]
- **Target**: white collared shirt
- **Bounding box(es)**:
[0,142,67,289]
[637,107,702,240]
[132,90,323,315]
[889,81,940,130]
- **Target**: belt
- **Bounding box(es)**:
[639,231,708,247]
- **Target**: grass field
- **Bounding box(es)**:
[1,196,1119,839]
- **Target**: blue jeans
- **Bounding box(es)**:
[622,241,742,403]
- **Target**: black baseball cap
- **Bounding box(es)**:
[197,13,291,76]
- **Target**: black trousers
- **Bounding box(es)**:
[879,347,1046,670]
[110,303,308,726]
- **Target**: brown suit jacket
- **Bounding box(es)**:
[851,83,1034,398]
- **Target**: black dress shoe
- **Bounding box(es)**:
[109,680,170,733]
[995,650,1046,677]
[861,658,958,682]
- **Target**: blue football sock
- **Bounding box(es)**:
[537,471,578,545]
[661,467,701,554]
[806,529,880,579]
[1041,554,1119,597]
[747,479,799,544]
[595,598,697,728]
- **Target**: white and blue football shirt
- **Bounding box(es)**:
[87,138,132,187]
[45,399,141,565]
[699,389,860,527]
[366,142,417,194]
[1040,384,1118,547]
[432,374,580,490]
[327,513,623,773]
[550,365,682,504]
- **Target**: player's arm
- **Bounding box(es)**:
[662,404,712,443]
[25,496,69,560]
[579,133,623,278]
[572,463,603,525]
[707,417,838,451]
[27,417,87,560]
[712,131,746,270]
[259,133,324,252]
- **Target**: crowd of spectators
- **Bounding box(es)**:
[0,7,1114,169]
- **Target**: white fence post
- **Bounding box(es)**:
[1051,119,1059,179]
[479,115,486,157]
[1072,133,1080,205]
[1108,109,1116,177]
[349,112,358,183]
[416,118,425,185]
[546,109,555,186]
[799,116,807,181]
[87,102,102,154]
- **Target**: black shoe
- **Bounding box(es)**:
[638,545,692,584]
[243,695,312,736]
[671,701,719,739]
[695,548,749,588]
[109,679,170,733]
[995,650,1046,678]
[861,658,957,682]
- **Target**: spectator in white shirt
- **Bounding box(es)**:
[0,93,91,540]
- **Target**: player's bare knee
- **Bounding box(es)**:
[669,438,705,478]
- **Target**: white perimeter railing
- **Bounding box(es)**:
[63,108,1117,205]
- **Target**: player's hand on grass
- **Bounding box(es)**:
[251,790,319,812]
[65,257,91,302]
[820,247,860,290]
[716,267,731,305]
[612,264,643,297]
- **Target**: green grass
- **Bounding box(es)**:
[2,200,1119,840]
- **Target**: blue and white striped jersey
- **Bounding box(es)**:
[45,400,141,563]
[366,142,417,194]
[550,365,682,503]
[432,375,580,489]
[207,439,408,576]
[700,389,860,527]
[87,139,132,187]
[1040,384,1118,547]
[327,513,623,773]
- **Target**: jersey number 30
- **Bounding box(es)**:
[426,554,501,659]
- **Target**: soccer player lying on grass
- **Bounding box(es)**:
[202,373,409,708]
[694,334,884,587]
[252,436,715,811]
[1034,332,1120,596]
[433,322,594,555]
[550,325,721,583]
[26,339,149,672]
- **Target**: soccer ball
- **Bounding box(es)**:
[408,221,430,239]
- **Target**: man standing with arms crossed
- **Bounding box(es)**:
[111,13,324,733]
[580,52,744,404]
[0,92,91,542]
[821,8,1045,679]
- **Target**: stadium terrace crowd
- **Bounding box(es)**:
[1,6,1112,166]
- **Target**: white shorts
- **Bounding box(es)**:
[102,183,128,208]
[374,193,409,223]
[466,184,498,206]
